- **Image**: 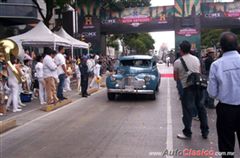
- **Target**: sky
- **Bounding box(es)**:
[150,0,175,51]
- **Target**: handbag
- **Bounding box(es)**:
[180,57,208,88]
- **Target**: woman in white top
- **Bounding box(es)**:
[35,55,46,105]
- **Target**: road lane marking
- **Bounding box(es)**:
[166,78,173,158]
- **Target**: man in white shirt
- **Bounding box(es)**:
[208,32,240,157]
[54,46,68,101]
[43,48,58,104]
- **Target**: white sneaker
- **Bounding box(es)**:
[19,102,26,107]
[13,108,22,112]
[40,102,47,105]
[177,134,191,140]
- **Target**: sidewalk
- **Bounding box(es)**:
[0,76,107,128]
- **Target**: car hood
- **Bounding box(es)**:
[117,66,152,75]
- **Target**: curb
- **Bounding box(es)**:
[0,119,17,134]
[41,87,100,112]
[41,99,72,112]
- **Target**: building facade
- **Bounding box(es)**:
[0,0,39,38]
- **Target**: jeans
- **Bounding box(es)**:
[57,73,66,100]
[181,86,209,137]
[176,80,183,98]
[177,80,198,117]
[203,89,215,108]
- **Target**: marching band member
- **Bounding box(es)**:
[35,55,46,105]
[6,56,22,112]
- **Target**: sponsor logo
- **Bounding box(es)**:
[177,28,199,37]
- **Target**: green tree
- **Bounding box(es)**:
[230,28,240,43]
[106,35,119,50]
[201,29,240,48]
[32,0,72,27]
[123,33,154,54]
[201,29,225,48]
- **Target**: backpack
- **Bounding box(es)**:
[180,57,208,88]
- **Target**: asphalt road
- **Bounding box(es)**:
[1,64,239,158]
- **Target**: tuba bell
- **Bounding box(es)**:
[0,39,26,83]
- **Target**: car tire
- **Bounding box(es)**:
[156,84,159,92]
[108,93,115,101]
[149,91,156,100]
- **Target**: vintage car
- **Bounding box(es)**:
[106,55,161,100]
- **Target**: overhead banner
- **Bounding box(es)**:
[201,1,240,28]
[101,6,175,34]
[175,0,202,55]
[75,1,240,54]
[77,2,101,53]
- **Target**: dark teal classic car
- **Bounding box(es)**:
[106,55,161,100]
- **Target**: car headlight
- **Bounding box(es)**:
[144,75,151,82]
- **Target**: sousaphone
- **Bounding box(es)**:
[0,39,26,83]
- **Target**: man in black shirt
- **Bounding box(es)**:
[79,57,89,97]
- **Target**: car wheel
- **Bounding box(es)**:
[108,93,115,100]
[156,84,159,92]
[149,91,156,100]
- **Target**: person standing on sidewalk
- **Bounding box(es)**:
[174,40,209,140]
[203,48,216,109]
[6,56,22,112]
[208,32,240,158]
[54,46,68,101]
[43,48,58,105]
[75,58,81,93]
[35,55,46,105]
[79,57,89,97]
[89,60,101,89]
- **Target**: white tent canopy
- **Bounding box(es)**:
[8,21,71,48]
[55,28,89,49]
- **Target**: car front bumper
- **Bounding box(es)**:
[108,89,154,94]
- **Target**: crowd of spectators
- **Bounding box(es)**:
[0,47,116,114]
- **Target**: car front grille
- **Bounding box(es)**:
[117,76,145,89]
[125,76,134,86]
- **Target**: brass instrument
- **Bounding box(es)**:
[0,39,26,83]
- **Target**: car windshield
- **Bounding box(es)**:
[120,59,151,67]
